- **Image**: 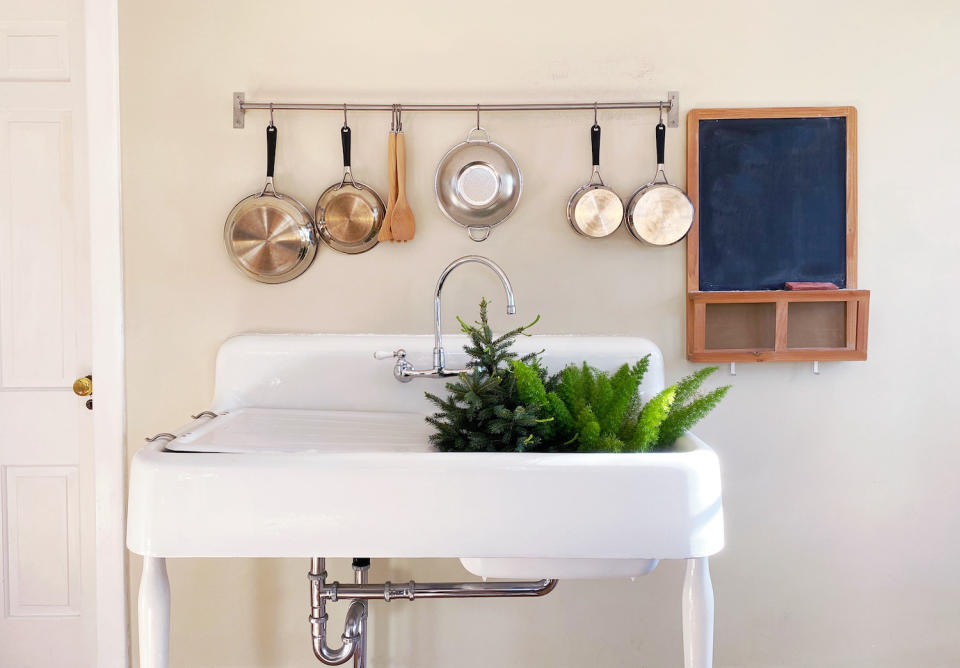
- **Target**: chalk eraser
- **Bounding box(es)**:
[785,281,839,291]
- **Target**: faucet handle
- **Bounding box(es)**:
[374,349,406,360]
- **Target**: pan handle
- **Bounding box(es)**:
[341,125,352,168]
[656,122,666,166]
[465,127,491,143]
[467,226,492,242]
[591,123,601,167]
[266,124,277,179]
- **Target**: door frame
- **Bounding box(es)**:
[84,0,128,665]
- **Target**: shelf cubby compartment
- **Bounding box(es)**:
[687,290,870,362]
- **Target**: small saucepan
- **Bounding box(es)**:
[567,120,623,238]
[625,121,694,246]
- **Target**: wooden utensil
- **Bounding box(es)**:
[391,117,416,242]
[378,108,398,242]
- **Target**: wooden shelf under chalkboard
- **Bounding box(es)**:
[686,290,869,362]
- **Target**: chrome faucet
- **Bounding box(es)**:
[375,255,516,382]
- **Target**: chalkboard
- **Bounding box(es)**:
[697,115,848,291]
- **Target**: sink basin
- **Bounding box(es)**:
[127,334,724,578]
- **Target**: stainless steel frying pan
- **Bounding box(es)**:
[315,123,384,254]
[625,121,694,246]
[224,123,318,283]
[567,121,623,238]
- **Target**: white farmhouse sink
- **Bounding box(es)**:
[128,334,723,572]
[127,333,724,668]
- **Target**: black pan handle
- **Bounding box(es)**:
[591,123,601,167]
[341,125,351,168]
[266,124,277,178]
[656,122,666,165]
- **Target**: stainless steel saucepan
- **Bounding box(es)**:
[224,121,318,283]
[567,118,623,238]
[315,117,384,254]
[625,119,694,246]
[435,120,522,242]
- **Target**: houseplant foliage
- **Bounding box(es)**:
[425,298,551,452]
[425,300,730,453]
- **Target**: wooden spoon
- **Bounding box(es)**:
[391,131,416,242]
[378,123,398,242]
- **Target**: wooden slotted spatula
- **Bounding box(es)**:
[390,112,416,242]
[378,108,398,242]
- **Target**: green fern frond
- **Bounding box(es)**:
[575,406,601,451]
[672,366,716,407]
[512,360,548,407]
[655,385,731,449]
[629,385,676,452]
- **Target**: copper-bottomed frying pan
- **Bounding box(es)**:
[224,121,318,283]
[315,118,384,254]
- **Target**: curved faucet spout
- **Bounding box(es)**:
[433,256,516,372]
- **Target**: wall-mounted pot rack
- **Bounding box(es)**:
[232,91,680,129]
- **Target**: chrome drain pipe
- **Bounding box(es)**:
[352,559,369,668]
[323,578,558,601]
[310,558,364,666]
[309,557,557,665]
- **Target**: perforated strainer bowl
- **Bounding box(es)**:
[435,127,522,242]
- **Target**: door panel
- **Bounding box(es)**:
[4,465,80,616]
[0,0,93,665]
[0,111,78,388]
[0,21,70,81]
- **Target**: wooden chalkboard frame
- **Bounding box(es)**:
[685,107,869,362]
[686,106,858,292]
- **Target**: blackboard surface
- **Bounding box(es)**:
[698,116,847,291]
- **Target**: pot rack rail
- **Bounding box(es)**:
[232,91,680,129]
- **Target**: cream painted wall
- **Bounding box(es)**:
[119,1,960,666]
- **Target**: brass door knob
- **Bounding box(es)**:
[73,375,92,397]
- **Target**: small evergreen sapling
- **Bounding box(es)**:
[425,298,548,452]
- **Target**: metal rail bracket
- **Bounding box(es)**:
[233,91,245,129]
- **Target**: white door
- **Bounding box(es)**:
[0,0,96,665]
